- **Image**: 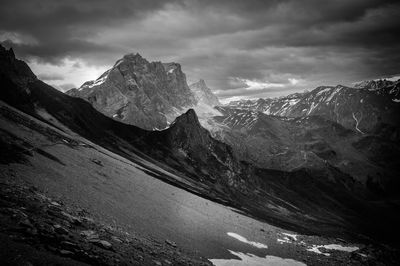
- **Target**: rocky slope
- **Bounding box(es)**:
[204,106,400,197]
[0,45,376,235]
[3,101,398,266]
[2,45,400,263]
[0,178,209,266]
[226,82,400,134]
[67,53,197,130]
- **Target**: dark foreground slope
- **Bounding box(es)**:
[1,45,400,264]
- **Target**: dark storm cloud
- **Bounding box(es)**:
[0,0,181,62]
[1,0,399,99]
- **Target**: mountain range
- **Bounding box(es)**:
[1,44,400,265]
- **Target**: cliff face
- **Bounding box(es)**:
[67,53,197,130]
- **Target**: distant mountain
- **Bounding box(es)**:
[67,53,197,130]
[226,83,400,135]
[189,79,221,107]
[203,106,400,197]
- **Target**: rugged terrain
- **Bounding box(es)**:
[226,82,400,134]
[66,53,196,130]
[1,44,400,265]
[202,106,400,197]
[66,54,222,131]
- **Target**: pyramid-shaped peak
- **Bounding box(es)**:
[191,79,207,87]
[169,109,205,133]
[175,109,200,125]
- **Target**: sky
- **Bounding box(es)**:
[1,0,400,102]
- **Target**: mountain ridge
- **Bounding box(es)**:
[66,52,197,130]
[2,44,400,263]
[225,82,400,134]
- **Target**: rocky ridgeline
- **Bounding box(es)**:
[226,82,400,135]
[0,178,211,265]
[66,53,201,130]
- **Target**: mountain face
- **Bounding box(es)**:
[0,46,36,91]
[207,80,400,197]
[66,53,197,130]
[204,106,400,197]
[2,45,400,262]
[226,83,400,135]
[189,79,221,107]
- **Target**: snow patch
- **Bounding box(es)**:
[325,87,342,102]
[288,99,300,106]
[282,233,298,241]
[227,232,268,249]
[320,244,359,252]
[307,102,318,115]
[277,237,292,244]
[307,246,330,256]
[316,88,331,96]
[210,250,306,266]
[307,244,359,256]
[393,99,400,103]
[82,74,108,90]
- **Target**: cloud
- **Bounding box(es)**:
[51,83,77,92]
[1,0,399,99]
[37,73,65,81]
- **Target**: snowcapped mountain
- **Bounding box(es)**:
[354,79,400,101]
[226,83,400,134]
[189,79,221,107]
[66,53,197,130]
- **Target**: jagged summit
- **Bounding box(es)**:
[226,81,400,133]
[116,52,148,66]
[67,52,197,130]
[189,79,220,107]
[170,108,201,128]
[197,79,206,86]
[354,79,398,90]
[167,108,213,150]
[0,44,36,86]
[123,52,143,60]
[0,45,15,59]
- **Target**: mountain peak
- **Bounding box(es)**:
[198,79,206,86]
[189,79,221,107]
[0,44,36,84]
[171,108,201,128]
[70,51,196,130]
[0,45,16,60]
[123,52,143,60]
[117,53,147,66]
